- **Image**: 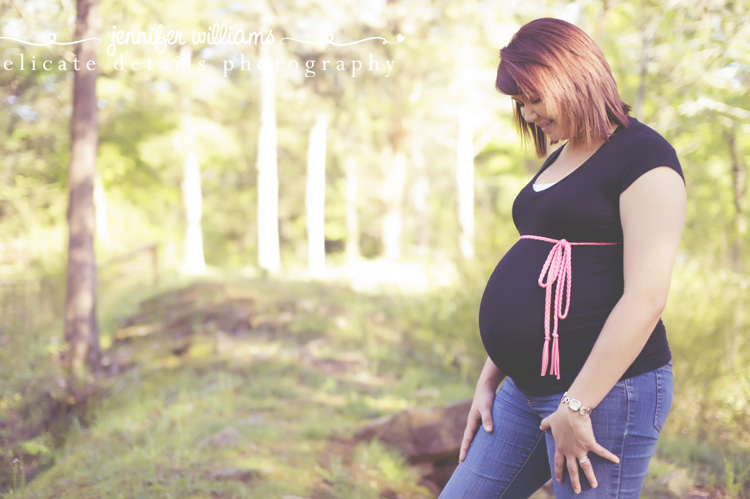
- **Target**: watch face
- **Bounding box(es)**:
[569,399,582,411]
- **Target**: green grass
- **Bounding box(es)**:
[2,277,459,498]
[2,266,749,498]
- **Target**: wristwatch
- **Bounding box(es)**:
[560,392,593,416]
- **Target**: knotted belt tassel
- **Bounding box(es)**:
[519,235,621,379]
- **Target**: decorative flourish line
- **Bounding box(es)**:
[0,33,102,46]
[280,33,404,46]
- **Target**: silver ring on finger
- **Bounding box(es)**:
[577,456,589,465]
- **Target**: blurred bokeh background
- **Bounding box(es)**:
[1,0,748,497]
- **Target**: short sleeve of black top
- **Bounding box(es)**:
[478,116,684,396]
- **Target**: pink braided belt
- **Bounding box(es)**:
[519,235,622,379]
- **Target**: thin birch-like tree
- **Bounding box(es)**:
[64,0,101,382]
[179,46,206,275]
[306,114,328,278]
[456,104,475,260]
[256,35,281,274]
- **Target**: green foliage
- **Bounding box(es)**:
[662,260,750,449]
[1,269,749,496]
[354,439,414,484]
[723,456,750,499]
[0,278,453,497]
[19,437,53,458]
[1,0,749,496]
[0,279,66,492]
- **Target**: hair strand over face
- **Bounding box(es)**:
[496,18,631,157]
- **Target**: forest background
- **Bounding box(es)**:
[1,0,749,497]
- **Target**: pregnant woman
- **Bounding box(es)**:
[440,18,686,498]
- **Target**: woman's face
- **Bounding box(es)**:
[512,95,569,142]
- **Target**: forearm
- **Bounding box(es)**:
[566,166,686,409]
[477,356,506,391]
[566,293,665,409]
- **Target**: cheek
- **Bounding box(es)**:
[558,119,572,136]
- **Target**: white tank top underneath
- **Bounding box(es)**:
[532,181,558,192]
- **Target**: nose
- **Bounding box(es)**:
[521,106,538,123]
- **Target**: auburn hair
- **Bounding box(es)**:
[496,18,631,157]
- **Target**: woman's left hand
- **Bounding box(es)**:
[540,408,620,494]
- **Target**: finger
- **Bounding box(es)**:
[591,442,620,464]
[554,450,565,482]
[458,420,479,463]
[567,457,582,494]
[480,408,493,433]
[579,459,598,489]
[464,413,480,437]
[540,417,549,431]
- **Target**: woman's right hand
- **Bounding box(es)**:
[458,382,497,463]
[458,358,506,463]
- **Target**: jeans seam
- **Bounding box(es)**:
[497,430,546,499]
[613,381,630,499]
[654,369,663,431]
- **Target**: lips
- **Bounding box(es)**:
[538,119,554,132]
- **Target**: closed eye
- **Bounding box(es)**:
[513,97,542,108]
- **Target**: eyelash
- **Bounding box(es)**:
[517,98,541,108]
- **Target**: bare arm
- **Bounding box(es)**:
[477,355,506,391]
[567,166,686,408]
[540,166,686,491]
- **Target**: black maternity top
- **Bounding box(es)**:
[478,116,684,396]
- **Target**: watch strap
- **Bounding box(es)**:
[560,391,593,416]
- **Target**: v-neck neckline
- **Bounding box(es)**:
[529,123,624,196]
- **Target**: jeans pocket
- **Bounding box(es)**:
[653,364,674,432]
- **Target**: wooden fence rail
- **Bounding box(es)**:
[0,243,160,335]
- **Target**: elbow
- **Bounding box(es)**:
[621,289,669,323]
[647,295,669,320]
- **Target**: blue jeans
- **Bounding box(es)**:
[440,363,673,498]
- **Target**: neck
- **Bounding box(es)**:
[565,122,619,154]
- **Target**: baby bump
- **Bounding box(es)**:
[478,239,623,381]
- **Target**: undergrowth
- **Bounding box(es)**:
[0,261,748,498]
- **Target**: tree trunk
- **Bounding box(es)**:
[179,51,206,275]
[256,40,280,273]
[411,133,430,255]
[344,155,361,264]
[381,122,407,260]
[456,105,475,259]
[593,0,610,45]
[635,8,658,121]
[94,174,107,243]
[726,124,747,369]
[727,125,747,268]
[64,0,101,382]
[306,114,328,278]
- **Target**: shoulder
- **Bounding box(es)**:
[618,123,685,221]
[613,117,683,193]
[617,117,675,152]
